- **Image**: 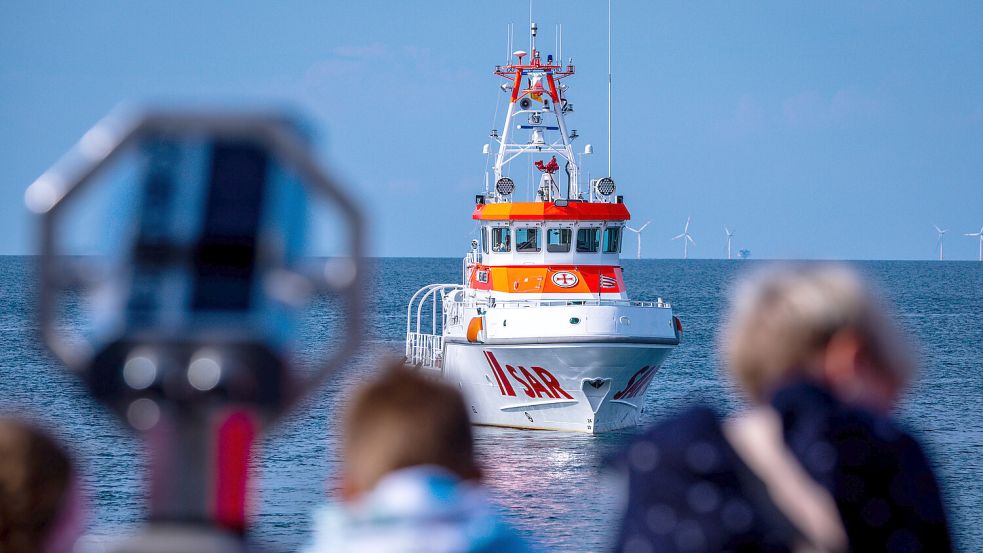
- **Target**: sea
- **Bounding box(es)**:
[0,256,980,552]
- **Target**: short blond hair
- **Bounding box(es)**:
[342,362,481,495]
[722,263,915,403]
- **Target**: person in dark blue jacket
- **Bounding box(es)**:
[611,264,952,553]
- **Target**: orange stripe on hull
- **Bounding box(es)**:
[468,264,626,294]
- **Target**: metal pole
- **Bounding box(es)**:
[607,0,612,177]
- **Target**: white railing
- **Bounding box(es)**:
[438,296,672,311]
[405,280,672,367]
[405,283,463,369]
[463,250,480,283]
[482,298,672,309]
[406,332,445,369]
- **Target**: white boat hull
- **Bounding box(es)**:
[441,341,673,433]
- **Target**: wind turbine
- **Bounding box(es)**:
[625,221,651,260]
[934,225,948,261]
[725,227,735,260]
[672,216,695,259]
[965,226,983,262]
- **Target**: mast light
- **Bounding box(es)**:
[495,177,515,196]
[595,177,616,197]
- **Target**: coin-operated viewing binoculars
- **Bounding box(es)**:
[25,109,365,552]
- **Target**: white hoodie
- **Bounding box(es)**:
[303,466,541,553]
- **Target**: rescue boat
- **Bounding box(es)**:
[406,22,681,433]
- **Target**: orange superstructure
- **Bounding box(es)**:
[468,264,626,294]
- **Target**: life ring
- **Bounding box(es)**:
[466,317,484,343]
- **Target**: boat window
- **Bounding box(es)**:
[516,227,540,252]
[547,228,571,252]
[481,227,489,254]
[492,227,511,252]
[576,227,600,252]
[603,226,622,253]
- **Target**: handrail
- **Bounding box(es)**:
[405,283,460,335]
[450,297,672,310]
[406,332,445,369]
[405,284,463,365]
[463,251,480,283]
[491,298,670,308]
[405,282,671,367]
[406,285,670,338]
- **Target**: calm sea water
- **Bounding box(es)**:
[0,256,980,552]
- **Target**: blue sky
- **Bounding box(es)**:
[2,1,981,259]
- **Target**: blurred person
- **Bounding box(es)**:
[0,417,85,553]
[303,362,540,553]
[611,264,952,552]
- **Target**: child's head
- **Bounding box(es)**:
[722,263,914,412]
[0,417,81,553]
[341,362,481,501]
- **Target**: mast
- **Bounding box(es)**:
[491,21,580,202]
[607,0,612,177]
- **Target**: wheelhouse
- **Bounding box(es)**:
[472,200,629,266]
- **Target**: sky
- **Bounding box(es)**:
[1,1,981,259]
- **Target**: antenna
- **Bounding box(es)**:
[529,0,534,52]
[531,21,538,55]
[607,0,612,177]
[505,23,512,64]
[559,24,563,66]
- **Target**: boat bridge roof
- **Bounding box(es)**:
[472,201,630,222]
